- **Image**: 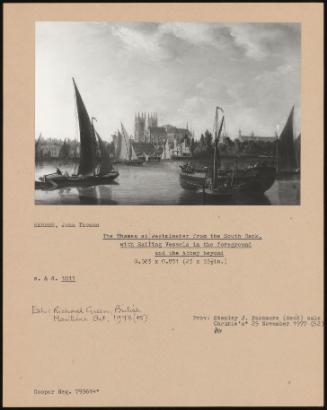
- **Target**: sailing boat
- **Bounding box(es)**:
[276,106,298,176]
[36,78,119,188]
[94,129,115,176]
[119,123,144,166]
[115,129,128,163]
[171,137,192,160]
[161,139,171,160]
[179,106,276,197]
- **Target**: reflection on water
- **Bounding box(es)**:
[35,160,300,205]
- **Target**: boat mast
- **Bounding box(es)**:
[212,106,224,188]
[212,108,218,187]
[91,116,98,175]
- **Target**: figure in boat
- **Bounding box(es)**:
[36,78,119,188]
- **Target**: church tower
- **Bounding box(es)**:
[147,113,158,129]
[134,113,146,142]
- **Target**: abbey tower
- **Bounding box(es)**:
[134,113,158,142]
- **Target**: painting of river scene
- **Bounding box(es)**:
[35,22,301,205]
[35,160,300,205]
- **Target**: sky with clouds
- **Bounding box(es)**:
[36,22,300,141]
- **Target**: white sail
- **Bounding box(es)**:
[119,123,130,161]
[130,140,138,160]
[117,131,129,161]
[161,139,171,159]
[161,147,165,160]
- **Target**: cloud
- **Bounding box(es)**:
[111,22,300,65]
[196,78,237,104]
[159,23,217,46]
[254,63,295,82]
[111,25,167,60]
[228,25,265,59]
[36,22,300,140]
[110,22,232,61]
[276,64,293,75]
[227,24,300,60]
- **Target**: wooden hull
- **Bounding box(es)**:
[179,171,206,190]
[180,166,276,196]
[36,171,119,189]
[236,166,276,194]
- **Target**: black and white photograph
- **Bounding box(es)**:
[35,22,301,205]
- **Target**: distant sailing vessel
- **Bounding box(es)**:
[180,106,276,198]
[276,106,299,176]
[171,137,192,160]
[117,123,144,166]
[161,139,171,160]
[36,78,119,189]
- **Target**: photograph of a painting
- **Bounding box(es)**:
[35,22,301,205]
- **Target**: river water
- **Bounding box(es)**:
[35,160,300,205]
